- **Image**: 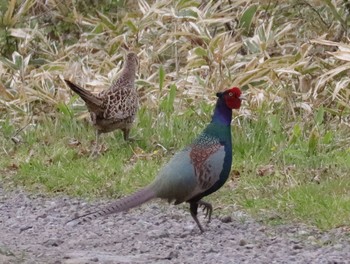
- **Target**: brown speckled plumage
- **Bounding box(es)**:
[64,52,138,153]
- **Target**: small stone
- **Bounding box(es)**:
[323,239,332,245]
[19,226,32,233]
[184,224,195,232]
[307,235,316,241]
[334,243,343,250]
[298,230,308,235]
[106,221,114,226]
[179,232,189,238]
[36,213,48,219]
[43,239,64,247]
[293,244,303,250]
[166,251,178,259]
[205,248,219,253]
[147,229,170,239]
[258,227,267,232]
[90,257,99,262]
[239,239,247,246]
[221,216,233,223]
[245,244,254,249]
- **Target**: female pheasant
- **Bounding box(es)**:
[67,87,243,232]
[64,52,138,155]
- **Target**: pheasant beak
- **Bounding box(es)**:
[239,94,247,101]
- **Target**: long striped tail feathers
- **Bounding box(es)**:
[66,187,156,227]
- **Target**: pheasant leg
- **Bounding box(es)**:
[122,128,130,141]
[90,130,101,158]
[189,202,204,233]
[198,200,213,223]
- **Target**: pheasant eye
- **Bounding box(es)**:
[228,92,233,97]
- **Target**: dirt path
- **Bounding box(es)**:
[0,187,349,264]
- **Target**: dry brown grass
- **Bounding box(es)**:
[0,0,349,129]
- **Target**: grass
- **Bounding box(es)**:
[1,0,350,231]
[228,108,350,230]
[0,101,205,197]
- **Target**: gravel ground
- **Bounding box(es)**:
[0,186,349,264]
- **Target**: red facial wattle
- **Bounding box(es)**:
[224,87,242,109]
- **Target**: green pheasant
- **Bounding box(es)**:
[67,87,243,232]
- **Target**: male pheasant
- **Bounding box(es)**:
[67,87,243,232]
[64,52,138,154]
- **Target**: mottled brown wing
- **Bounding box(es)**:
[189,142,224,190]
[102,87,138,120]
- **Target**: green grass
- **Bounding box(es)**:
[1,101,350,231]
[0,102,205,197]
[234,174,350,230]
[231,114,350,230]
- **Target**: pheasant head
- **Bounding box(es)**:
[212,87,243,125]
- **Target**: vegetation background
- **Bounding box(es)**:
[0,0,350,231]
